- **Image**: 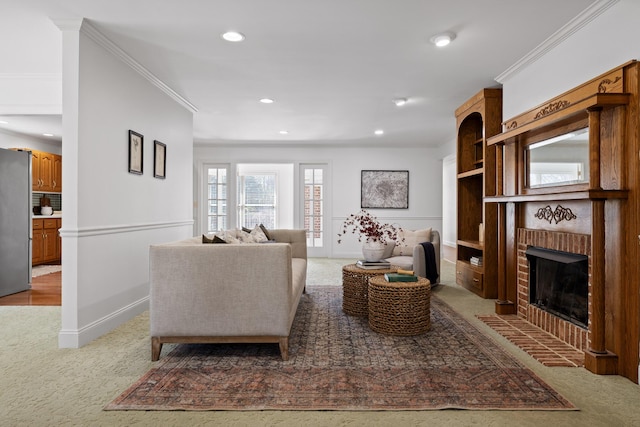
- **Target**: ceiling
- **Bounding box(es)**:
[0,0,595,147]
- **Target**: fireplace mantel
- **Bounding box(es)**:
[487,60,640,383]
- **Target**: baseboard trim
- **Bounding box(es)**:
[58,296,149,348]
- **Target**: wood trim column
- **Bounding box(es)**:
[584,106,618,374]
[495,202,516,314]
[588,107,602,189]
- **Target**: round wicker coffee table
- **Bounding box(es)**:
[368,275,431,336]
[342,264,397,317]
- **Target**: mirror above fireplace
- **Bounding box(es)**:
[525,127,589,189]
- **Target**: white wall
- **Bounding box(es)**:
[194,143,444,258]
[442,153,457,248]
[57,20,193,347]
[501,0,640,119]
[0,129,61,154]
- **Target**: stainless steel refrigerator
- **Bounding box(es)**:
[0,148,31,297]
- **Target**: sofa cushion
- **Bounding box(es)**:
[392,228,432,256]
[385,255,413,270]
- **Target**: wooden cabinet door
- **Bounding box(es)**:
[39,152,54,192]
[31,150,42,191]
[52,154,62,192]
[42,219,58,263]
[32,219,44,265]
[42,229,57,263]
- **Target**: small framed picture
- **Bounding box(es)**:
[128,130,143,175]
[154,140,166,179]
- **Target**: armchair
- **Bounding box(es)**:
[384,228,440,285]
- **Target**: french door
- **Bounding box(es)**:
[301,164,328,257]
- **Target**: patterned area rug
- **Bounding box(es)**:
[105,286,576,411]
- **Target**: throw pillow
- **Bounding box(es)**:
[202,234,226,244]
[392,228,432,256]
[216,229,240,243]
[259,224,272,240]
[250,224,268,243]
[382,240,396,259]
[238,228,256,243]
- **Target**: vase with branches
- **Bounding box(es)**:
[337,210,401,261]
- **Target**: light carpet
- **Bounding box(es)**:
[105,286,575,411]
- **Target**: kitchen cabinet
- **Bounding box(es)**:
[32,218,61,266]
[52,154,62,192]
[32,219,44,265]
[31,150,61,192]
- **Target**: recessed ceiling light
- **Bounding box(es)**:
[393,98,408,107]
[221,31,245,42]
[42,133,54,137]
[260,98,274,104]
[430,32,456,47]
[0,120,8,124]
[374,129,384,136]
[279,130,289,135]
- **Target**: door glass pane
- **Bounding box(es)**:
[206,167,228,233]
[303,167,323,248]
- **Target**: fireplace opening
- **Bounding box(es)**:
[526,246,588,329]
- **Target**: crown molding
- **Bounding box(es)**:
[495,0,620,84]
[52,18,198,113]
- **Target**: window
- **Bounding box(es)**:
[206,166,228,232]
[237,173,277,228]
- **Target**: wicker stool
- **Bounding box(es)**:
[368,275,431,335]
[342,264,397,317]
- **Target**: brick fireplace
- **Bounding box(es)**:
[484,62,640,382]
[517,229,589,351]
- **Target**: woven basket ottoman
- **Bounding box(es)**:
[367,275,431,335]
[341,263,397,317]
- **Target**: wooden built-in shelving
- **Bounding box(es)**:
[455,88,502,299]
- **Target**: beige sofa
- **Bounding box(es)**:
[149,229,307,361]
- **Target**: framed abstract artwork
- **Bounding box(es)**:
[361,170,409,209]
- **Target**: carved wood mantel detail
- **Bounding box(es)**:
[598,76,622,93]
[534,205,577,224]
[533,100,571,119]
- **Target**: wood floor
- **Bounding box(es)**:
[0,271,61,306]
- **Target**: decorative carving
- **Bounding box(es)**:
[534,101,571,119]
[534,205,577,224]
[597,76,622,93]
[506,121,518,130]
